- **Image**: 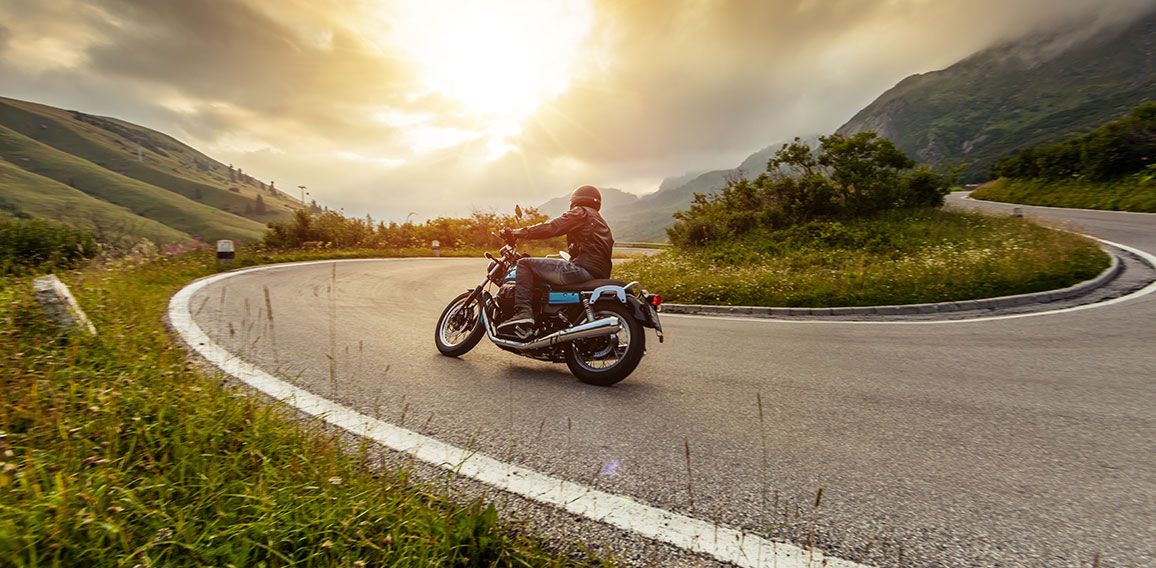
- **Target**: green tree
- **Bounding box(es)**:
[991,102,1156,181]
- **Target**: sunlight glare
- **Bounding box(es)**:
[388,0,592,158]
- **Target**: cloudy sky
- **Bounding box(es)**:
[1,0,1153,222]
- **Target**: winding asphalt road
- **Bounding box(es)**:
[176,194,1155,568]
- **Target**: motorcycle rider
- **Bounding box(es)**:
[497,185,614,338]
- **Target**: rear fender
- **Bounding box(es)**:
[588,284,658,329]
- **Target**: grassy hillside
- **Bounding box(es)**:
[0,159,190,245]
[0,97,298,224]
[0,125,265,243]
[838,10,1156,182]
[972,177,1156,212]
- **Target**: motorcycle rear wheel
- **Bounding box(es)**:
[435,291,485,357]
[565,302,645,386]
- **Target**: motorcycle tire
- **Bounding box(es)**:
[565,302,645,386]
[435,291,485,357]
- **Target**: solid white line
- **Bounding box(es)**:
[168,260,870,568]
[663,236,1156,326]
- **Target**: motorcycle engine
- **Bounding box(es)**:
[494,281,517,322]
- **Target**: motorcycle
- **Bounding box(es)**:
[434,234,664,386]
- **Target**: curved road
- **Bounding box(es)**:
[177,195,1155,567]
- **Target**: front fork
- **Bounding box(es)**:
[461,277,491,309]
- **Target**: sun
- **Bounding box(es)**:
[388,0,592,154]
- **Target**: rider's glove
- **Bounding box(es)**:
[499,227,516,244]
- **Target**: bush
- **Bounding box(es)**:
[0,217,98,275]
[667,132,954,247]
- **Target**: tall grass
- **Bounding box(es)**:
[614,209,1109,307]
[0,248,609,567]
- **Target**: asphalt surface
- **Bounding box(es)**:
[185,194,1155,567]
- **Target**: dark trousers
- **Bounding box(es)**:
[513,258,593,316]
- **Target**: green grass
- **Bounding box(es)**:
[0,248,612,567]
[613,209,1110,307]
[971,177,1156,212]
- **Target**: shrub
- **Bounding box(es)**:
[0,217,98,275]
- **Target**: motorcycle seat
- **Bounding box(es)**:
[551,279,627,292]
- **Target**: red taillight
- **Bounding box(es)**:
[651,294,662,306]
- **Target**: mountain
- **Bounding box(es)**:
[537,186,641,218]
[595,10,1156,240]
[0,96,300,244]
[838,10,1156,182]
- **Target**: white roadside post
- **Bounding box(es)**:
[432,239,440,257]
[217,239,236,264]
[32,275,97,336]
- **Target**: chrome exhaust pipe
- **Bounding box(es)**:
[486,316,621,351]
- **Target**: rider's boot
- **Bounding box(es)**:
[497,309,535,339]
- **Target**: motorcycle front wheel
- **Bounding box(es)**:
[435,291,485,357]
[565,302,645,386]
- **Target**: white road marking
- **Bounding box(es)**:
[664,237,1156,326]
[169,259,870,568]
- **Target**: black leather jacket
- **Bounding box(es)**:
[512,206,614,279]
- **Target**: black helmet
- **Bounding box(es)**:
[570,185,601,211]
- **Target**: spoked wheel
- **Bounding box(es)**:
[565,302,645,386]
[435,291,485,357]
